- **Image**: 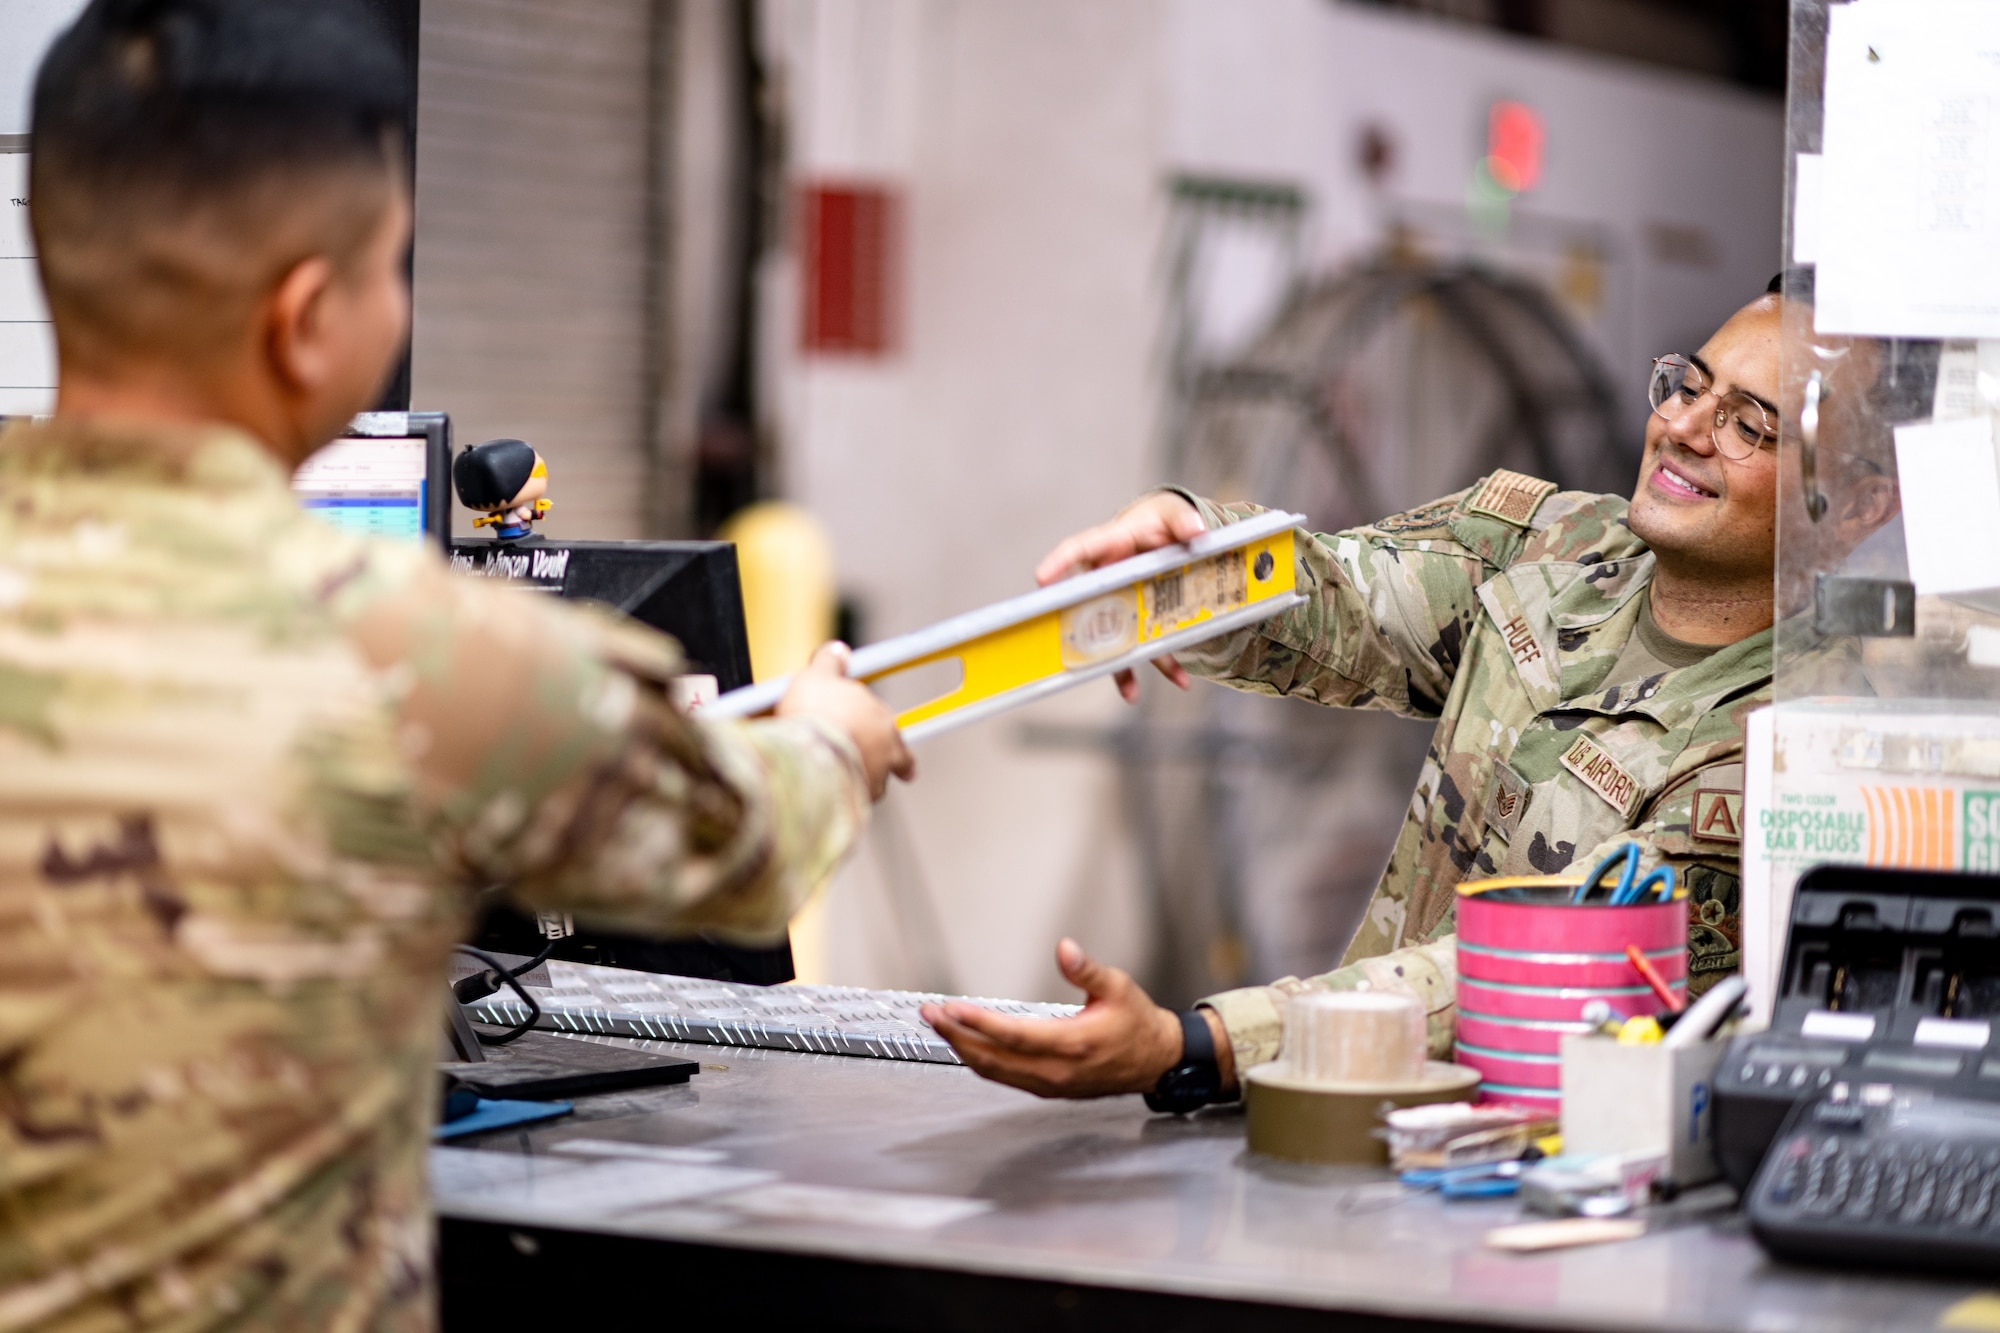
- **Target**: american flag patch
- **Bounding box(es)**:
[1464,470,1558,527]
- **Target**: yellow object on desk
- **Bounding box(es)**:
[1939,1293,2000,1331]
[1616,1017,1664,1046]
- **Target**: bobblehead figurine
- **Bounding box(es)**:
[453,437,553,540]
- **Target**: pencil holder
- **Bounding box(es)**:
[1560,1034,1724,1188]
[1455,874,1689,1115]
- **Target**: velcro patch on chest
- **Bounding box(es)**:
[1463,470,1559,528]
[1561,734,1643,819]
[1692,785,1744,844]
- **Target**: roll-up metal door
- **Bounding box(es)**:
[412,0,662,540]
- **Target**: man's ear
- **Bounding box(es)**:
[1834,471,1900,537]
[265,255,338,397]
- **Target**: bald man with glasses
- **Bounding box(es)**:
[923,282,1901,1111]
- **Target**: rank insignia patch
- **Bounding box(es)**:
[1488,764,1532,843]
[1464,470,1558,528]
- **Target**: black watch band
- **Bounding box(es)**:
[1144,1008,1224,1115]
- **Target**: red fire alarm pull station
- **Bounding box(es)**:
[800,182,901,356]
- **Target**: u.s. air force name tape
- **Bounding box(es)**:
[702,510,1308,744]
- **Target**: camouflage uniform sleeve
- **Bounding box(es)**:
[332,545,869,942]
[1198,757,1750,1071]
[1199,935,1461,1074]
[1163,487,1496,718]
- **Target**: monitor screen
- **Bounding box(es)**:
[292,411,450,551]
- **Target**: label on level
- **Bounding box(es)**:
[1140,548,1247,640]
[1058,593,1139,668]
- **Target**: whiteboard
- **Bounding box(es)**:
[2,1,90,138]
[0,1,83,414]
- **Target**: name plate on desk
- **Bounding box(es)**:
[442,538,753,687]
[450,541,574,588]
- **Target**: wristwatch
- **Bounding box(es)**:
[1144,1008,1225,1114]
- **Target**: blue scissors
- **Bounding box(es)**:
[1401,1160,1523,1198]
[1571,842,1676,905]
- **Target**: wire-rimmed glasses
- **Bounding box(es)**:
[1648,354,1777,460]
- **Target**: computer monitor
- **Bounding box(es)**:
[451,533,792,985]
[292,411,451,553]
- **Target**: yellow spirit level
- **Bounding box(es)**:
[704,511,1307,743]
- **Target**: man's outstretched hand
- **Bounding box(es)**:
[1034,492,1205,703]
[775,641,915,800]
[920,938,1236,1100]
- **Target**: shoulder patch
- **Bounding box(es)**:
[1691,763,1745,845]
[1463,470,1559,528]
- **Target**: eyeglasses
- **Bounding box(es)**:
[1647,354,1777,461]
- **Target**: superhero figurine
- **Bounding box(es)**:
[453,437,552,541]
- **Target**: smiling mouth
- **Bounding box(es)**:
[1651,459,1719,501]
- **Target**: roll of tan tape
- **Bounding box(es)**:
[1244,1063,1482,1166]
[1282,991,1425,1085]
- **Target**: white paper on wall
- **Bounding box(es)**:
[1791,152,1823,264]
[1816,1,2000,338]
[0,150,53,415]
[1894,415,2000,596]
[1928,339,2000,420]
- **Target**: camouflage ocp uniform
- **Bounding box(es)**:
[0,418,869,1330]
[1177,472,1769,1068]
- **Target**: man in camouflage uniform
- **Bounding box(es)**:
[0,2,910,1328]
[926,287,1832,1101]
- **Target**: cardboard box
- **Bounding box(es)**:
[1744,702,2000,1027]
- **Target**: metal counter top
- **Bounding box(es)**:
[431,1034,1984,1332]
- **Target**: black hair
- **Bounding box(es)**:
[453,439,539,510]
[1768,269,1812,301]
[31,0,408,198]
[27,0,411,357]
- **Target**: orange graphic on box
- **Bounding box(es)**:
[1860,785,1957,870]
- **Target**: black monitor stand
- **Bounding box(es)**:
[450,537,795,986]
